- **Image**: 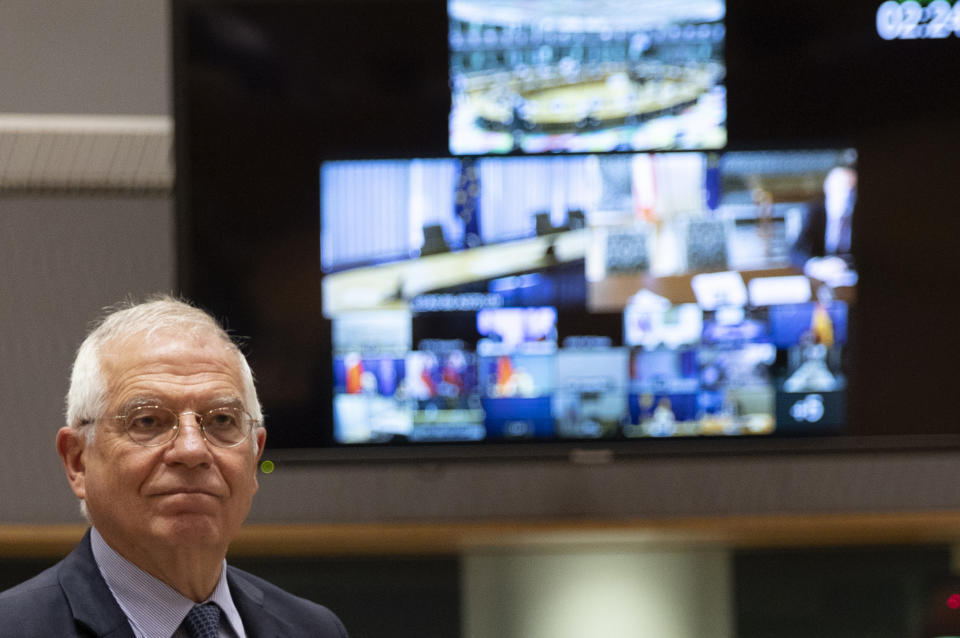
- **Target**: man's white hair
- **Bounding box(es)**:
[65,295,264,449]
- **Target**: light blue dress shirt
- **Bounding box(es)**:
[90,527,247,638]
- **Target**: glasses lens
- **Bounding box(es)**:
[125,406,177,445]
[201,407,249,447]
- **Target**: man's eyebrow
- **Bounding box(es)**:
[196,397,249,416]
[117,396,165,413]
[206,396,245,409]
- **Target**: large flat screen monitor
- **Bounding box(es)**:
[174,0,960,458]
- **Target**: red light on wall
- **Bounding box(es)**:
[946,593,960,610]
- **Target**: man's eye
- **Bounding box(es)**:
[205,411,239,431]
[127,411,169,431]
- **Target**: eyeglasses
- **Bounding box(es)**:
[113,405,254,448]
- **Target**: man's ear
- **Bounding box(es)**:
[252,428,267,491]
[57,427,87,501]
[254,428,267,463]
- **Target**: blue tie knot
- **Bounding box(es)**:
[182,602,221,638]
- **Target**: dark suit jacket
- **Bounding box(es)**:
[0,530,348,638]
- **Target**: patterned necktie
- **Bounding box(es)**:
[182,602,221,638]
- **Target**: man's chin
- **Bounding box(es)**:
[149,512,229,548]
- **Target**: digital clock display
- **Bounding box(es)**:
[877,0,960,39]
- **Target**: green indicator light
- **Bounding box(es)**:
[260,460,275,474]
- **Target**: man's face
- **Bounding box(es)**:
[61,329,265,557]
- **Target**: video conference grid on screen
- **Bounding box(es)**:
[320,149,857,444]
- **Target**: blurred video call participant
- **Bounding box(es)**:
[791,165,857,287]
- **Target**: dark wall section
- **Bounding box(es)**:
[229,556,460,638]
[734,546,951,638]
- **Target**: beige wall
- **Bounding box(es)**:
[0,1,170,116]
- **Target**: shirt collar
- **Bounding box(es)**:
[90,527,246,638]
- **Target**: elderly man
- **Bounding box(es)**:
[0,297,348,638]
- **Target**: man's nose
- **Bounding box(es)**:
[167,412,212,462]
[179,412,205,435]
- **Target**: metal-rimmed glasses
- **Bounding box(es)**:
[113,405,254,448]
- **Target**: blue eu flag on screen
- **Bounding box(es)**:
[456,157,482,248]
[705,153,721,212]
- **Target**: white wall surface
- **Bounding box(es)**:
[463,549,732,638]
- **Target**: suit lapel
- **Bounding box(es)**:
[229,567,286,638]
[58,530,137,638]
